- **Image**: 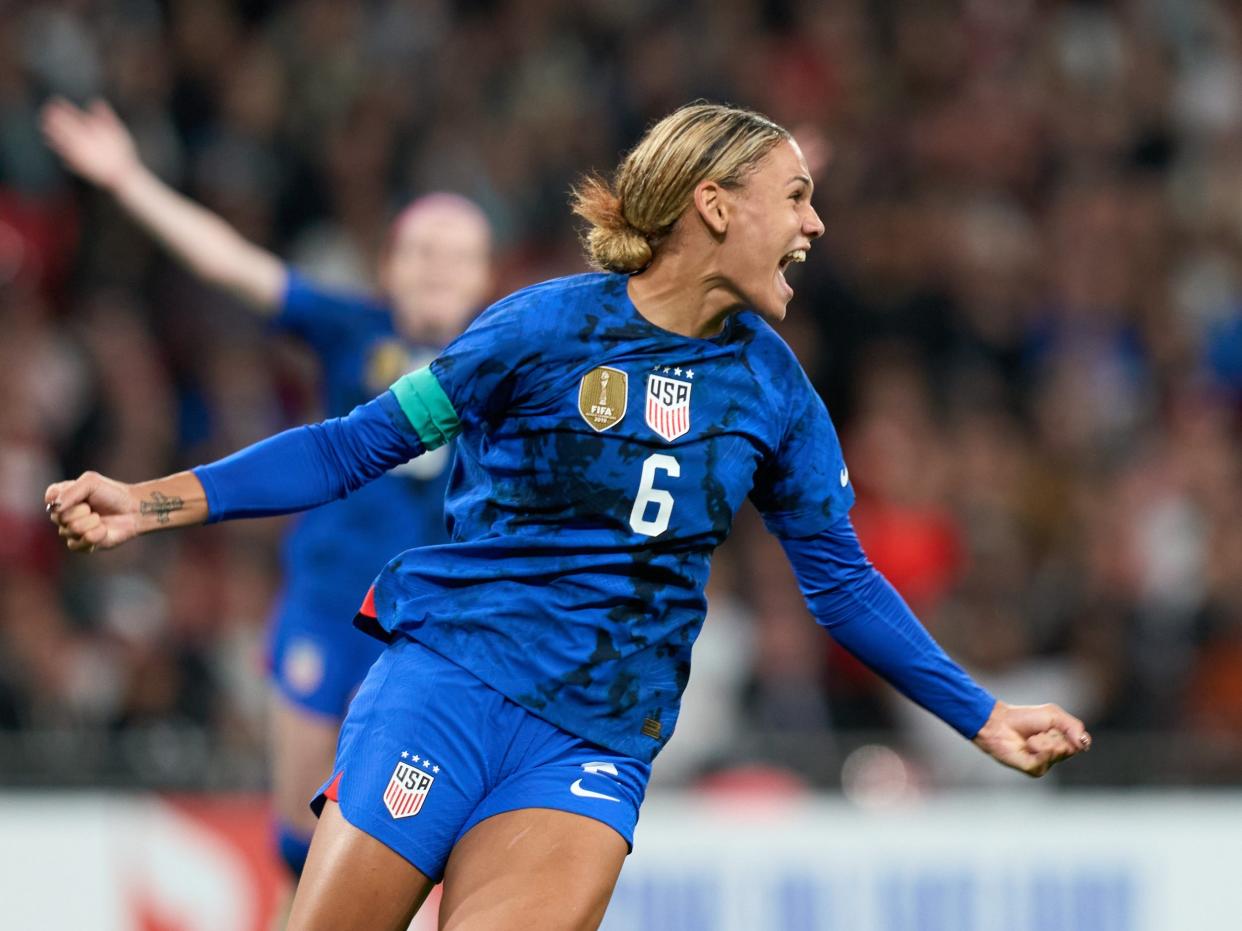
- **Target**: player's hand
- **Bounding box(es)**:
[40,97,143,192]
[971,701,1091,777]
[45,471,142,552]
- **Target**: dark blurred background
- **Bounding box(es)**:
[3,0,1242,795]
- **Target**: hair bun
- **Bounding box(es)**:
[570,174,653,274]
[587,224,652,274]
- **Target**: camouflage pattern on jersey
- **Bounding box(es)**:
[376,273,853,762]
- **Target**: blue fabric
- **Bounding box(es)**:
[1206,312,1242,391]
[267,272,454,715]
[274,276,454,547]
[371,273,854,761]
[194,391,424,521]
[275,273,451,608]
[312,637,650,882]
[195,272,989,762]
[275,821,312,878]
[779,517,996,738]
[267,598,385,717]
[277,270,395,412]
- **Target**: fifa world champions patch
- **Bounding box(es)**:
[645,367,693,442]
[383,752,439,819]
[579,366,628,431]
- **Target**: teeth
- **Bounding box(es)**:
[788,250,806,263]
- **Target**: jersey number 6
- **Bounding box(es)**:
[629,453,679,537]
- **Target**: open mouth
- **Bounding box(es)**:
[775,248,808,300]
[778,249,807,273]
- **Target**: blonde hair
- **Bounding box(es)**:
[571,103,790,274]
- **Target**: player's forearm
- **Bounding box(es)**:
[809,569,995,737]
[194,391,426,523]
[110,165,284,311]
[131,471,210,534]
[780,519,996,738]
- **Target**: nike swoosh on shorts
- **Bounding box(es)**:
[570,779,621,802]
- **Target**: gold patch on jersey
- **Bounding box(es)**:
[641,717,662,739]
[578,366,628,432]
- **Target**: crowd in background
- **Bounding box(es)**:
[3,0,1242,793]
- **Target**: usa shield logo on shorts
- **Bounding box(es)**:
[383,758,436,819]
[645,371,692,442]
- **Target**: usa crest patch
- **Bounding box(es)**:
[579,366,628,432]
[383,756,436,819]
[645,371,692,442]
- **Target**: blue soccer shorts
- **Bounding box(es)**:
[268,587,386,718]
[311,635,652,882]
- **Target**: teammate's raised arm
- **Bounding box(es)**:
[40,97,284,311]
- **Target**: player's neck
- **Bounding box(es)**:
[627,247,740,339]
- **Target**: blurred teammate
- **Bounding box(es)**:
[47,103,1090,930]
[41,98,493,878]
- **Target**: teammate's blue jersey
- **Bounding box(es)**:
[373,273,854,761]
[275,271,450,621]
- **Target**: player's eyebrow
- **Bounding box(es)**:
[788,174,813,197]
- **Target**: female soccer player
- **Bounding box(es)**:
[47,103,1090,930]
[41,98,493,876]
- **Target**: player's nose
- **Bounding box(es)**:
[805,206,825,239]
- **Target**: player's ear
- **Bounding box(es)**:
[692,180,729,236]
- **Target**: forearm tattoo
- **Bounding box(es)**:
[139,490,184,525]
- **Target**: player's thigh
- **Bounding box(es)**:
[438,807,628,931]
[287,799,436,931]
[270,689,340,833]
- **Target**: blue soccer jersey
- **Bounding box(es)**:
[373,273,854,760]
[269,272,451,711]
[198,270,994,761]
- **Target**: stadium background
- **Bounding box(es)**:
[2,0,1241,928]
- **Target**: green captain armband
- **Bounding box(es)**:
[389,366,462,450]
